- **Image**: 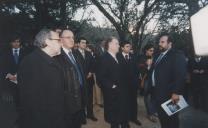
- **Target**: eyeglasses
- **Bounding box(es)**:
[49,38,61,41]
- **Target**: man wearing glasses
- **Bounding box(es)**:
[17,29,66,128]
[55,29,87,128]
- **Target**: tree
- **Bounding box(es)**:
[90,0,162,52]
[0,0,87,46]
[0,0,87,28]
[90,0,208,53]
[155,0,208,56]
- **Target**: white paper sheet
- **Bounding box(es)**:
[161,95,188,116]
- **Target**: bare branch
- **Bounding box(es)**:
[100,0,120,19]
[90,0,123,33]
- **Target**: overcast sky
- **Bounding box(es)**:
[73,5,112,27]
[73,5,160,33]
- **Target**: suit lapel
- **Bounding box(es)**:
[9,50,16,65]
[107,52,118,64]
[154,50,171,68]
[19,48,24,62]
[61,49,74,67]
[118,53,128,64]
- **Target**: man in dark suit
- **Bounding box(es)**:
[117,41,141,126]
[95,39,105,57]
[188,56,208,111]
[149,33,187,128]
[94,40,106,107]
[17,29,66,128]
[97,37,129,128]
[74,37,98,121]
[1,35,26,106]
[55,29,87,128]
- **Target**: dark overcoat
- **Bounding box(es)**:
[17,48,66,128]
[97,52,129,123]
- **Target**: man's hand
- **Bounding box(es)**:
[193,69,200,74]
[200,70,205,74]
[87,72,93,79]
[5,73,17,81]
[112,85,117,89]
[171,93,180,104]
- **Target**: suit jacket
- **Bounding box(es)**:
[95,45,105,57]
[17,48,66,128]
[74,49,95,89]
[1,48,25,76]
[94,46,105,76]
[188,57,208,87]
[117,52,139,89]
[97,52,129,123]
[149,49,187,104]
[54,49,87,114]
[0,48,26,94]
[74,49,94,76]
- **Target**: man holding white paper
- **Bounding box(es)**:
[149,33,187,128]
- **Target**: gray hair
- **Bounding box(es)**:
[33,29,52,48]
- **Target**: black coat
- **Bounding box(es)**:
[74,50,94,75]
[1,48,25,76]
[17,49,66,128]
[149,49,187,104]
[54,49,87,114]
[97,52,129,123]
[117,53,139,120]
[117,53,139,89]
[74,50,95,87]
[0,48,26,99]
[188,57,208,88]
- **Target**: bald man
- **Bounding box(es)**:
[54,29,87,128]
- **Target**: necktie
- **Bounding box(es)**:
[68,51,83,87]
[125,54,129,61]
[13,49,19,64]
[196,57,201,62]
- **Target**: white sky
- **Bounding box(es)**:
[73,5,112,27]
[73,5,159,33]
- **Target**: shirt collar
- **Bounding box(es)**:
[108,51,117,59]
[62,47,72,54]
[12,48,20,52]
[78,48,84,53]
[161,48,170,56]
[122,52,129,57]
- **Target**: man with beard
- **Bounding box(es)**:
[149,33,187,128]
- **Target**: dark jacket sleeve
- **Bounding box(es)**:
[170,52,187,94]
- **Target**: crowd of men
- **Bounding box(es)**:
[0,27,208,128]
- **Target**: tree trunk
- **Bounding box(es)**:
[34,0,50,28]
[60,0,67,26]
